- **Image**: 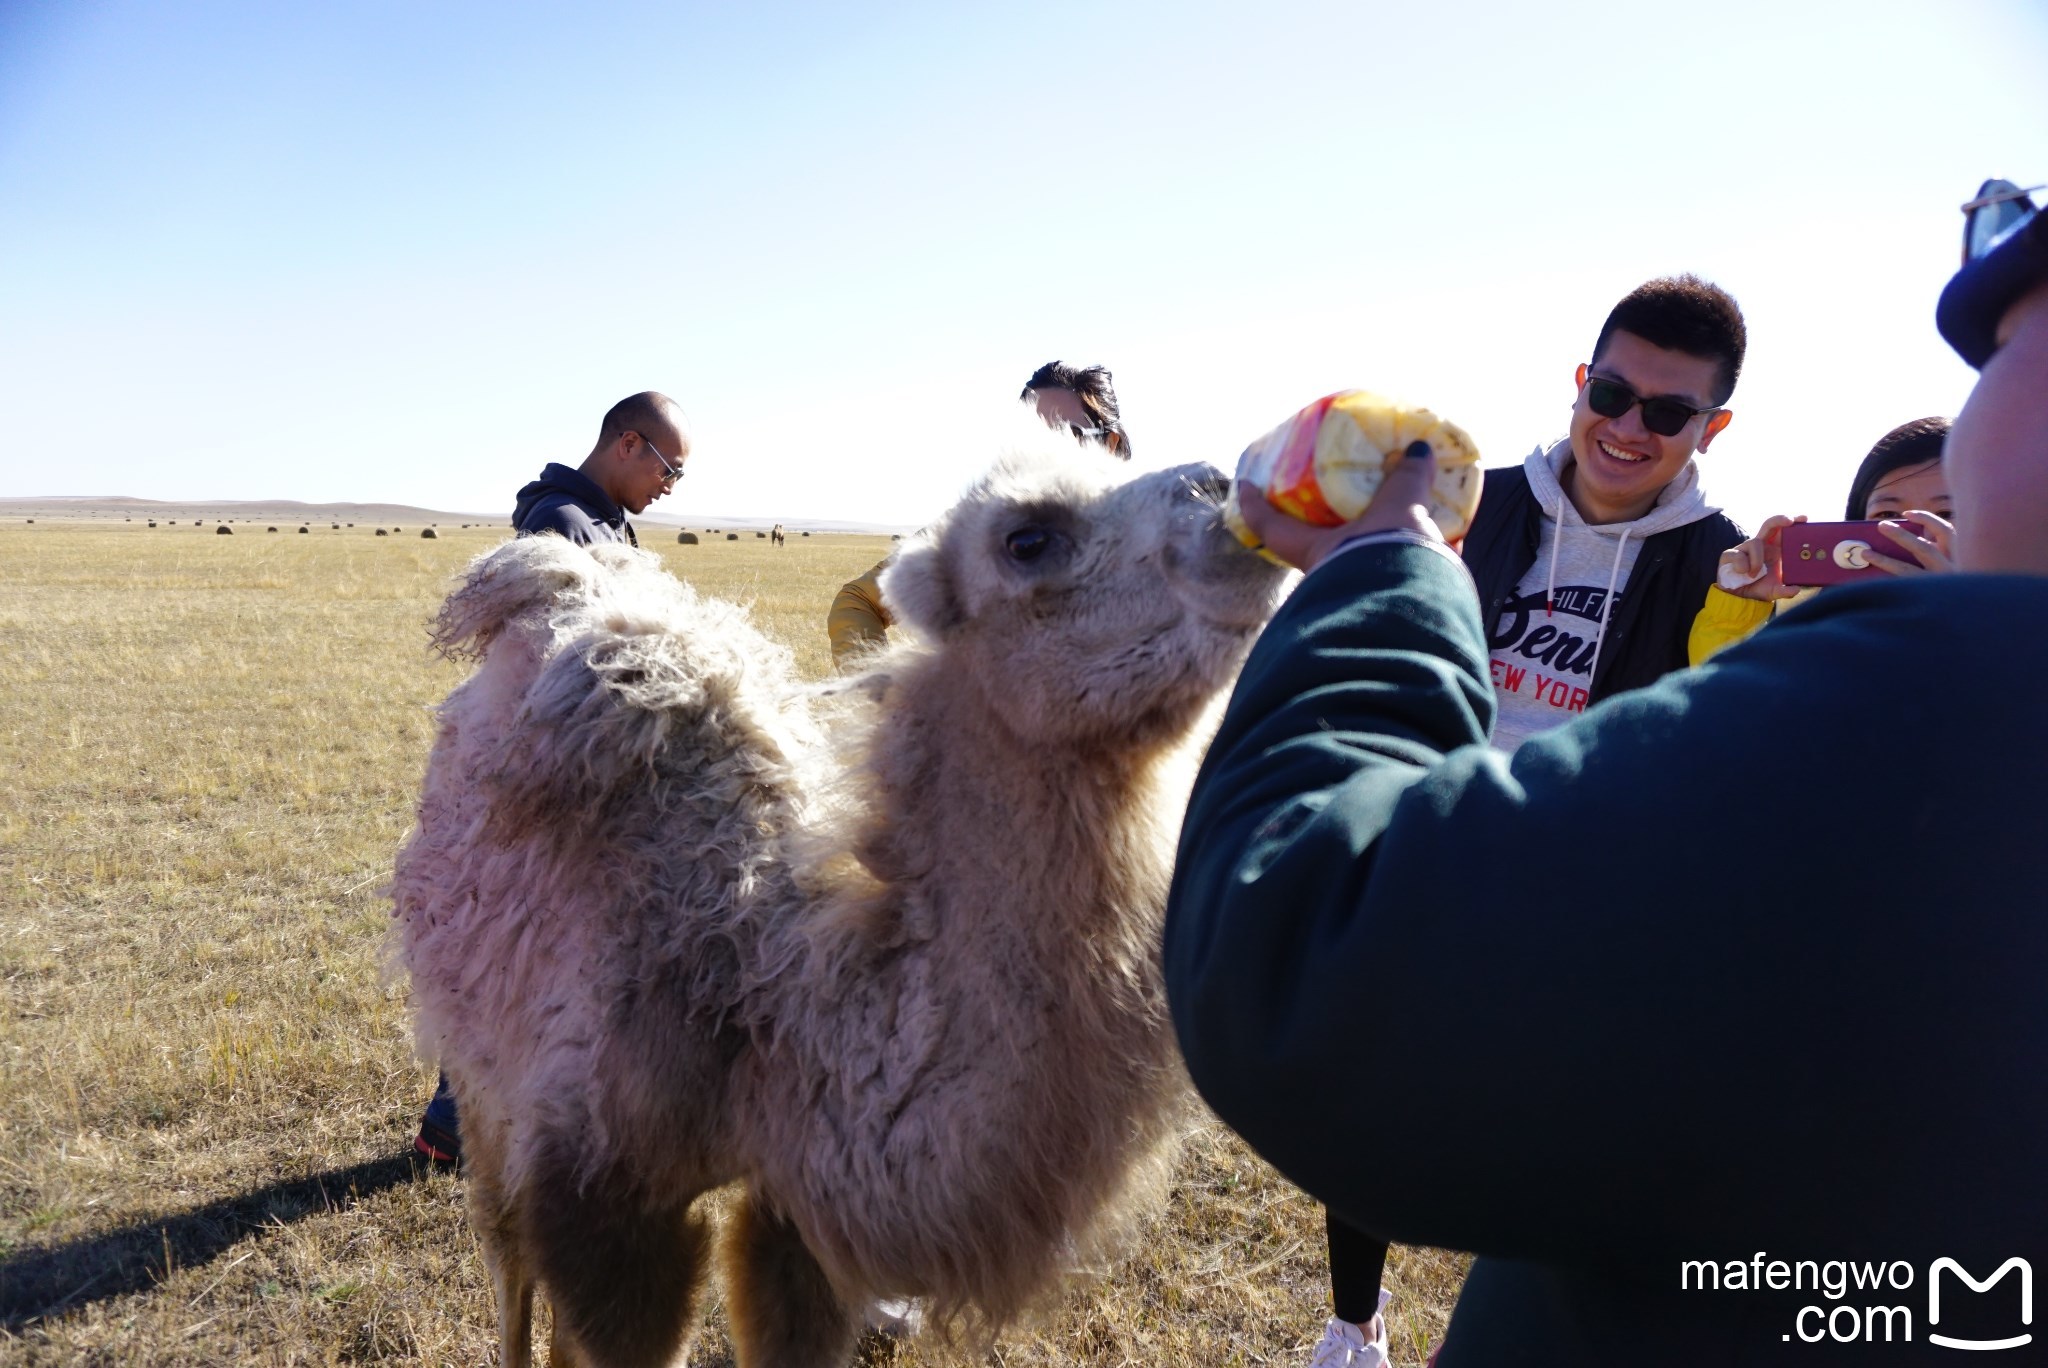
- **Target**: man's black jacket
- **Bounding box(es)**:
[512,463,637,546]
[1165,538,2048,1364]
[1465,464,1744,702]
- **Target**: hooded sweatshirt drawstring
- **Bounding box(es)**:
[1545,486,1633,686]
[1584,524,1632,692]
[1545,497,1566,617]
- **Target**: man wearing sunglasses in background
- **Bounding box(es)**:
[1169,179,2048,1365]
[411,388,690,1168]
[507,390,691,550]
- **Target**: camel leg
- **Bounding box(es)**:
[524,1137,712,1368]
[463,1107,536,1367]
[722,1188,858,1368]
[493,1255,534,1368]
[546,1312,585,1368]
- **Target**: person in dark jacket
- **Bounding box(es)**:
[1311,276,1762,1365]
[412,389,690,1168]
[506,390,691,547]
[1167,179,2048,1366]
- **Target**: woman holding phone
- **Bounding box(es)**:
[1690,417,1956,662]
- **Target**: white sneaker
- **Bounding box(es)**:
[1306,1289,1391,1367]
[865,1297,924,1338]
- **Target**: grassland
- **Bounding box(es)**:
[0,521,1466,1365]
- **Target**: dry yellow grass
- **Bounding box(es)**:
[0,522,1467,1366]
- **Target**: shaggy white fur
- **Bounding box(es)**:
[391,439,1289,1368]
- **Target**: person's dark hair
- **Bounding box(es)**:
[1592,275,1748,407]
[594,392,683,452]
[1844,416,1950,519]
[1021,361,1131,459]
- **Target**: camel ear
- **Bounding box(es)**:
[877,538,962,638]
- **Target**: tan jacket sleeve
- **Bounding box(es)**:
[828,559,894,668]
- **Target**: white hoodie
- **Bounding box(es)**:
[1487,439,1719,754]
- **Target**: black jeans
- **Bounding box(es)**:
[1326,1208,1388,1324]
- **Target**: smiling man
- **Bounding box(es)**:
[1464,275,1763,752]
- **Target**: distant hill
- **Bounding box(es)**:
[0,495,914,536]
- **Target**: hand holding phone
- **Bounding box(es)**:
[1780,520,1931,586]
[1717,514,1807,600]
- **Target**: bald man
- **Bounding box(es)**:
[414,390,689,1169]
[511,391,691,546]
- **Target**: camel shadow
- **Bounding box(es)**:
[0,1152,426,1329]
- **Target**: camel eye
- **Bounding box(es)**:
[1005,527,1052,562]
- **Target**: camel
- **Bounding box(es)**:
[390,437,1289,1367]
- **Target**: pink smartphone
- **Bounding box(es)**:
[1780,520,1926,586]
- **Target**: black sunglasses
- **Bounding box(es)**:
[1962,178,2042,265]
[1583,375,1720,438]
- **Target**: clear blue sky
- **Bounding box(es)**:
[2,1,2043,530]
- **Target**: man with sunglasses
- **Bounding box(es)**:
[507,390,691,550]
[1167,180,2048,1365]
[1462,274,1762,753]
[412,388,690,1168]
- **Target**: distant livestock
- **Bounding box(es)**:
[217,525,233,535]
[376,528,389,537]
[147,521,156,528]
[422,528,439,539]
[268,526,279,533]
[725,533,738,540]
[676,532,698,545]
[300,526,310,534]
[393,444,1287,1367]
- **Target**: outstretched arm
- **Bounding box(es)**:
[1164,465,1986,1269]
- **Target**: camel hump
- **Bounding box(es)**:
[501,627,754,824]
[450,541,816,836]
[432,535,607,660]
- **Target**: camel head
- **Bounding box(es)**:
[878,443,1290,750]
